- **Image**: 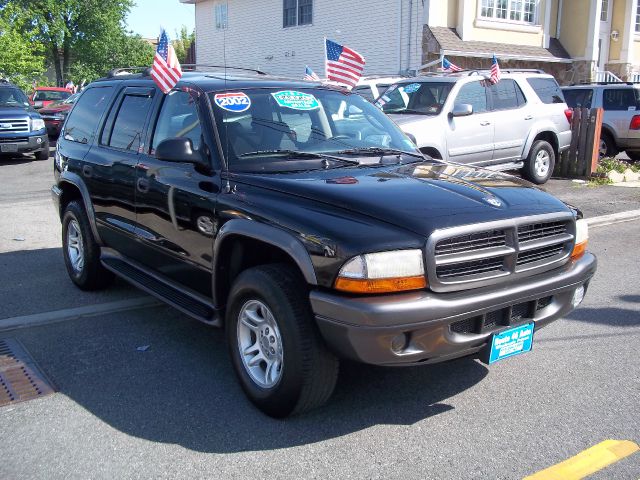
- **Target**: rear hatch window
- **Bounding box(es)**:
[526,78,565,104]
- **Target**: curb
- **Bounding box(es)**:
[586,209,640,228]
[0,297,162,332]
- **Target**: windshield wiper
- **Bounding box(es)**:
[335,147,424,159]
[238,149,360,166]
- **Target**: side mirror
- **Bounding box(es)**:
[449,104,473,118]
[155,137,206,166]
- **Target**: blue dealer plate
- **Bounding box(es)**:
[489,322,534,364]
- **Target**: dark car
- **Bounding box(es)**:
[0,79,50,159]
[39,92,79,138]
[51,68,596,417]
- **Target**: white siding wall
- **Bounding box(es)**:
[194,0,424,77]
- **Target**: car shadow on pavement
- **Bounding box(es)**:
[0,155,40,166]
[565,305,640,327]
[16,308,489,453]
[618,294,640,304]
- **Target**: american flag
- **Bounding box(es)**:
[441,57,462,72]
[489,54,501,85]
[304,65,320,81]
[151,29,183,94]
[325,39,365,89]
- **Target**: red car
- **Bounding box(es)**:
[38,92,79,138]
[29,87,73,110]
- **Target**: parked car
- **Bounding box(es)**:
[561,83,640,160]
[52,68,596,417]
[0,79,50,159]
[39,92,79,139]
[30,87,73,110]
[353,75,409,102]
[377,70,573,184]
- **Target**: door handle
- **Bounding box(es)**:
[480,121,491,126]
[136,177,150,193]
[82,165,92,177]
[524,115,533,120]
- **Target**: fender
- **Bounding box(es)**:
[58,171,103,245]
[212,219,318,306]
[521,121,560,159]
[600,122,618,144]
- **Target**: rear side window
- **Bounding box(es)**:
[563,89,593,108]
[455,81,488,113]
[63,87,113,144]
[488,79,526,110]
[602,89,638,111]
[102,94,154,152]
[526,77,565,104]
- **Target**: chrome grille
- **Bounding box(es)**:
[0,118,29,133]
[427,213,575,292]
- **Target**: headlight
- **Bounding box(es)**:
[31,118,45,131]
[571,219,588,260]
[334,249,427,294]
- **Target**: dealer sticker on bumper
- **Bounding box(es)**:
[489,322,534,364]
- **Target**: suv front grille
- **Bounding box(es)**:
[428,214,575,292]
[0,118,29,133]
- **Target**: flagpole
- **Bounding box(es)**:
[323,37,327,81]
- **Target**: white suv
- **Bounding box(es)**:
[377,71,572,184]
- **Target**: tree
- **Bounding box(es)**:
[4,0,135,85]
[0,15,45,90]
[172,26,195,64]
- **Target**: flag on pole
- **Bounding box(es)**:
[441,57,462,72]
[489,54,501,84]
[151,29,183,94]
[304,65,320,81]
[325,39,365,89]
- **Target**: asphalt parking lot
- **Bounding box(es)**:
[0,149,638,479]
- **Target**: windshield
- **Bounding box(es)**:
[0,88,30,107]
[34,90,71,102]
[376,82,453,115]
[210,87,419,172]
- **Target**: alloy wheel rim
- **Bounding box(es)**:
[236,299,284,389]
[599,139,607,158]
[67,219,84,273]
[535,150,550,177]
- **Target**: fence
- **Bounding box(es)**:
[555,107,603,179]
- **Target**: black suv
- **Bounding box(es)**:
[52,68,597,417]
[0,79,49,159]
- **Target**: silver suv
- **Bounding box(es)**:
[561,83,640,161]
[377,71,572,184]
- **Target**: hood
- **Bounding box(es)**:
[0,106,35,117]
[39,103,71,115]
[232,162,571,237]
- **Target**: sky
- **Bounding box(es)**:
[126,0,195,39]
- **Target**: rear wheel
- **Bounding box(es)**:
[524,140,555,184]
[625,150,640,162]
[599,132,616,159]
[226,264,339,418]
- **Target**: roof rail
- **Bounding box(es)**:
[106,67,152,77]
[181,64,268,75]
[590,81,640,85]
[501,68,546,74]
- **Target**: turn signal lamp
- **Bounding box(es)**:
[571,219,588,260]
[334,250,427,294]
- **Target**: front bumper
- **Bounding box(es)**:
[311,253,596,366]
[0,133,49,154]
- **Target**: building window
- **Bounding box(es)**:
[480,0,538,24]
[215,3,228,30]
[600,0,609,22]
[636,3,640,32]
[283,0,313,28]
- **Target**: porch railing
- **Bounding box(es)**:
[594,70,622,83]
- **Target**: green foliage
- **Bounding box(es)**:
[0,15,46,90]
[172,25,195,64]
[597,157,640,174]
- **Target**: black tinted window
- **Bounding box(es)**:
[526,77,565,104]
[602,89,638,111]
[488,79,520,110]
[0,87,29,106]
[354,86,374,102]
[151,91,202,153]
[106,94,153,151]
[563,89,593,108]
[63,87,113,144]
[455,81,488,113]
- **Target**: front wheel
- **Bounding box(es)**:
[523,140,555,184]
[226,264,339,418]
[35,141,50,160]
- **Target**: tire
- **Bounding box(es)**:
[625,150,640,162]
[35,141,50,160]
[599,132,617,159]
[62,200,113,290]
[226,264,339,418]
[524,140,555,185]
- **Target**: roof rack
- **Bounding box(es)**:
[106,67,152,77]
[589,81,640,85]
[181,64,268,75]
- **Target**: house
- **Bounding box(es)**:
[182,0,640,84]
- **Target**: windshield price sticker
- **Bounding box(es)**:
[214,92,251,112]
[401,83,421,94]
[271,91,320,110]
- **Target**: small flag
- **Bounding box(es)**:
[151,29,183,94]
[441,57,462,72]
[65,80,74,90]
[304,65,320,81]
[325,38,365,89]
[489,54,501,85]
[32,79,37,90]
